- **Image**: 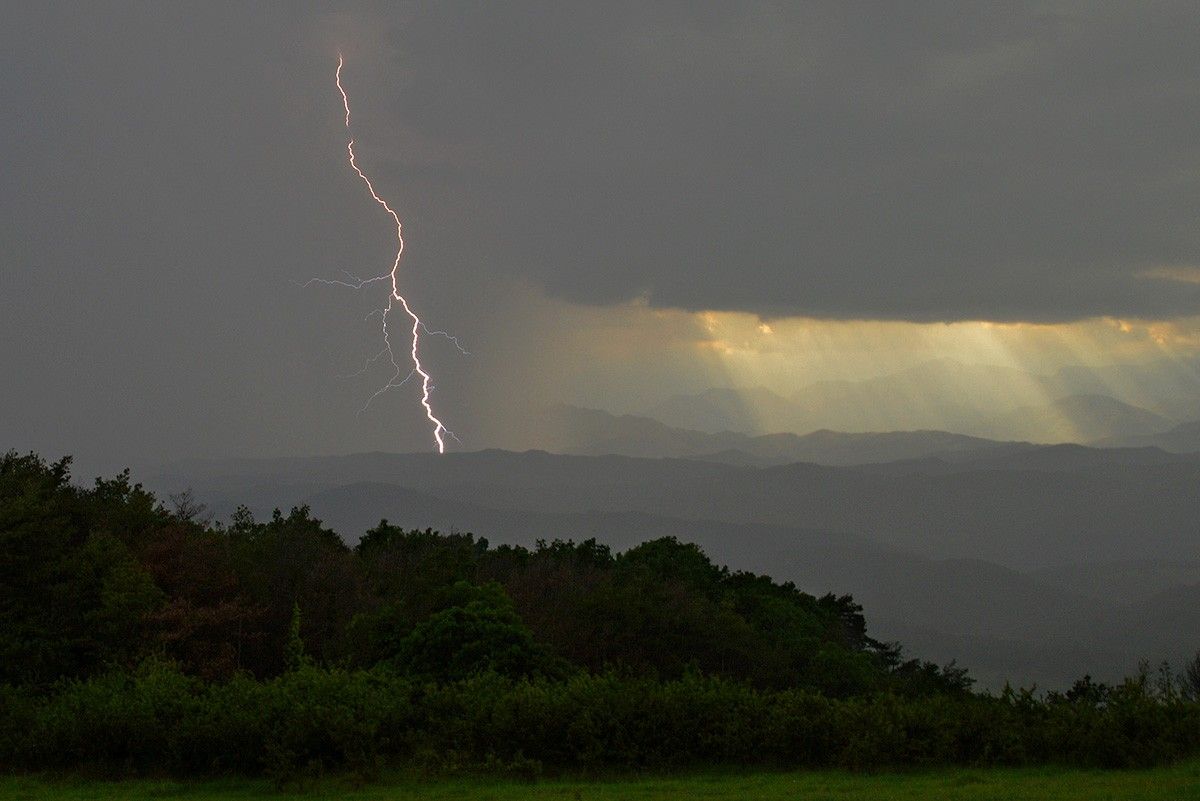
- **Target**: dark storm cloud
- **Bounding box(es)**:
[5,2,1200,329]
[383,1,1200,322]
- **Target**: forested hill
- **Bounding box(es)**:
[0,450,966,695]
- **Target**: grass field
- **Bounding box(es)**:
[3,762,1200,801]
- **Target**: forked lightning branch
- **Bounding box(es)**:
[304,55,459,453]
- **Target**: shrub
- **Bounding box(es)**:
[3,663,1198,778]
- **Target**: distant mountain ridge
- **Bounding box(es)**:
[546,403,1030,466]
[1096,420,1200,453]
[649,359,1066,435]
[979,394,1172,443]
[648,386,795,434]
[155,444,1200,570]
[644,358,1199,443]
[542,403,1200,468]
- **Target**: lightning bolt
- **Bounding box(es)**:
[308,54,454,452]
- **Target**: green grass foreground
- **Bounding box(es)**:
[4,762,1200,801]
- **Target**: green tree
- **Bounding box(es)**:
[395,581,562,681]
[284,601,310,671]
[139,520,261,679]
[1180,650,1200,701]
[0,452,170,684]
[227,506,359,674]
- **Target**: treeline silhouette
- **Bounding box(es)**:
[2,450,1199,779]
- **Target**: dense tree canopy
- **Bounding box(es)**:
[0,450,967,695]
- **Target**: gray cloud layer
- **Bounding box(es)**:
[6,3,1200,326]
[383,1,1200,322]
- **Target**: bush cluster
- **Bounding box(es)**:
[2,662,1198,779]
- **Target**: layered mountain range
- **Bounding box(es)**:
[154,428,1200,690]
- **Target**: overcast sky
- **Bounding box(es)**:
[3,2,1200,473]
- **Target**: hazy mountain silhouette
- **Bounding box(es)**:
[154,445,1200,689]
[647,360,1063,435]
[1030,560,1200,605]
[1095,420,1200,452]
[157,447,1200,569]
[788,360,1064,435]
[642,359,1197,441]
[1052,358,1200,421]
[648,387,796,434]
[943,442,1190,472]
[547,404,1029,466]
[979,394,1172,443]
